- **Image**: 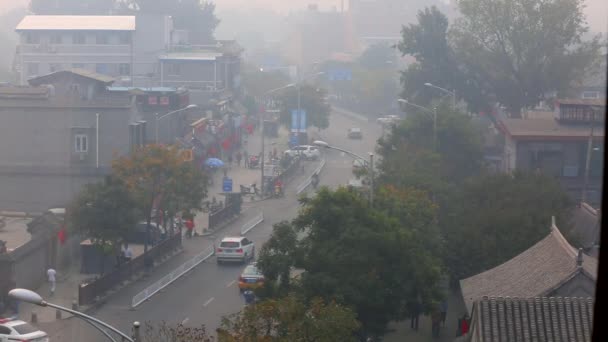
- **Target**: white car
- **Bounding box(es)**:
[0,318,49,342]
[216,236,255,264]
[284,145,321,160]
[377,115,401,125]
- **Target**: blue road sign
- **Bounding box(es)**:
[223,177,233,192]
[291,109,307,132]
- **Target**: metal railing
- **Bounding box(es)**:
[297,159,326,194]
[131,245,215,308]
[241,212,264,235]
[79,233,182,306]
[208,202,240,231]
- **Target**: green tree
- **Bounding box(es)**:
[69,176,137,274]
[257,221,299,296]
[241,65,290,98]
[278,85,331,130]
[112,145,205,253]
[442,172,573,281]
[397,6,462,108]
[218,295,360,342]
[452,0,601,116]
[357,43,397,70]
[258,188,443,337]
[30,0,115,14]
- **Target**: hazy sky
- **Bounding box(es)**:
[0,0,606,33]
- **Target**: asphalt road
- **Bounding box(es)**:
[42,107,382,341]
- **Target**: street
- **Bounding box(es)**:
[40,107,382,340]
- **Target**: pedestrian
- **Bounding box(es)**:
[431,307,442,338]
[244,151,249,168]
[123,244,133,262]
[185,217,194,238]
[47,267,56,296]
[440,300,448,326]
[236,151,242,167]
[228,154,233,167]
[460,313,470,336]
[410,298,421,331]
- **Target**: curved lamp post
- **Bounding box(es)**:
[155,104,198,143]
[397,99,437,150]
[9,288,134,342]
[313,140,374,207]
[424,82,456,110]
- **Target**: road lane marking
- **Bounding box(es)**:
[203,297,215,307]
[181,317,189,325]
[227,280,236,287]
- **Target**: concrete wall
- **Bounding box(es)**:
[133,15,172,81]
[10,236,49,291]
[161,60,218,88]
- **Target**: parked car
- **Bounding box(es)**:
[284,145,321,160]
[216,236,255,264]
[238,262,265,291]
[377,115,401,126]
[0,318,49,342]
[347,127,363,139]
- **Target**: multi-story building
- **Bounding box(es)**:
[13,15,136,85]
[0,69,146,212]
[497,98,605,204]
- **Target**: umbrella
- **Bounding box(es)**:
[205,158,224,168]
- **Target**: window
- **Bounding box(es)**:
[0,326,11,335]
[582,91,600,99]
[73,33,86,44]
[25,32,39,44]
[50,33,62,44]
[96,33,108,45]
[220,241,240,248]
[242,238,251,245]
[119,63,131,76]
[168,63,181,75]
[27,63,39,76]
[75,134,88,153]
[12,323,38,335]
[119,32,131,44]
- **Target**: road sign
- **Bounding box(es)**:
[289,134,298,147]
[223,177,233,192]
[291,109,307,133]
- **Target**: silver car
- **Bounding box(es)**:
[0,319,49,342]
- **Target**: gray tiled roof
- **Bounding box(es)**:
[471,296,594,342]
[460,224,597,313]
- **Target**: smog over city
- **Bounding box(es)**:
[0,0,605,341]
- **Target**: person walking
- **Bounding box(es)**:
[185,218,194,238]
[440,300,448,326]
[236,151,242,167]
[410,298,421,331]
[47,267,56,296]
[431,307,442,338]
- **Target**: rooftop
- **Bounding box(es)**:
[16,15,136,31]
[556,98,606,106]
[498,117,605,139]
[470,296,594,342]
[460,222,597,313]
[28,68,115,86]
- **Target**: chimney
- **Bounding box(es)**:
[576,248,584,267]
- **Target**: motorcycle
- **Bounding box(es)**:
[240,183,258,195]
[273,184,284,198]
[248,155,260,169]
[311,173,320,189]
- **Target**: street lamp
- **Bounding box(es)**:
[398,99,437,150]
[313,140,374,207]
[155,104,198,143]
[9,288,134,342]
[424,82,456,110]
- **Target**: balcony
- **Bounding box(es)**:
[18,43,132,56]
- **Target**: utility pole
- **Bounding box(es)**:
[260,107,265,197]
[581,124,595,203]
[369,152,374,208]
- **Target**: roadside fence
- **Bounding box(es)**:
[297,159,326,194]
[241,212,264,235]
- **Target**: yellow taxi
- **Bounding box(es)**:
[238,263,265,291]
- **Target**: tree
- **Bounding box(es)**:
[452,0,601,116]
[69,176,137,274]
[143,321,214,342]
[397,6,462,109]
[357,43,397,70]
[121,0,219,43]
[112,145,205,253]
[241,65,291,98]
[278,85,331,130]
[218,295,360,342]
[257,221,299,296]
[30,0,115,14]
[377,103,484,188]
[258,188,443,337]
[442,172,573,281]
